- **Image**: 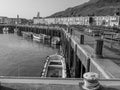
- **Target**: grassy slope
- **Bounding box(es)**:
[49,0,120,17]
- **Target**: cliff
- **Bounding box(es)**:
[49,0,120,17]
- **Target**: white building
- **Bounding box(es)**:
[33,12,42,24]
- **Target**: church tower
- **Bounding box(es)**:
[37,12,40,18]
[16,14,19,24]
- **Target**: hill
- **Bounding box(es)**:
[49,0,120,17]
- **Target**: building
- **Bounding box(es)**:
[0,16,8,24]
[33,12,42,24]
[0,15,29,25]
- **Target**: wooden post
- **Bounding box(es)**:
[86,58,90,72]
[45,28,47,34]
[46,27,48,35]
[62,32,65,56]
[66,38,68,61]
[80,63,83,78]
[50,30,53,45]
[70,29,73,35]
[68,37,71,69]
[74,44,77,77]
[95,39,103,58]
[80,34,84,44]
[111,34,113,48]
[0,82,1,90]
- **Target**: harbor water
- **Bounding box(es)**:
[0,33,59,77]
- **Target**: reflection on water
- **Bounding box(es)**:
[0,33,59,77]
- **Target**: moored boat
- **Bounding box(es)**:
[33,33,44,40]
[51,37,60,45]
[21,31,33,38]
[3,27,9,34]
[41,54,66,78]
[14,28,18,33]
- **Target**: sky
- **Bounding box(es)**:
[0,0,89,19]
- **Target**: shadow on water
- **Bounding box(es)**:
[0,86,16,90]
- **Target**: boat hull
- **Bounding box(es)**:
[41,54,66,78]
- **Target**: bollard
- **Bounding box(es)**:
[68,38,71,68]
[82,72,100,90]
[80,35,84,44]
[95,39,103,58]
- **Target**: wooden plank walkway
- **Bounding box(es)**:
[71,29,120,78]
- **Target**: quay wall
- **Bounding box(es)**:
[62,29,109,79]
[62,28,120,79]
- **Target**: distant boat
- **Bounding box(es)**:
[41,54,66,78]
[33,33,50,41]
[33,33,44,40]
[3,27,9,34]
[14,28,18,33]
[51,37,60,45]
[21,31,33,38]
[114,33,120,39]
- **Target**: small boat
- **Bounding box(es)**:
[22,31,33,38]
[114,33,120,39]
[51,37,60,45]
[33,33,44,40]
[41,54,66,78]
[33,33,51,42]
[44,35,51,40]
[14,28,18,33]
[3,27,9,34]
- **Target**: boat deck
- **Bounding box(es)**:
[47,67,62,77]
[42,54,66,78]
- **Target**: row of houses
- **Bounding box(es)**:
[33,15,120,27]
[0,16,30,25]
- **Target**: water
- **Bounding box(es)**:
[0,33,59,77]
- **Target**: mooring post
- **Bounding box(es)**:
[65,37,68,60]
[81,72,101,90]
[70,29,73,35]
[111,34,114,48]
[68,37,71,69]
[37,28,39,34]
[27,27,28,32]
[50,30,53,45]
[80,34,84,44]
[62,31,65,56]
[45,27,47,35]
[80,63,83,78]
[95,39,104,58]
[66,38,71,78]
[61,31,63,46]
[0,82,1,90]
[74,44,77,77]
[86,58,90,72]
[28,27,29,32]
[46,27,48,35]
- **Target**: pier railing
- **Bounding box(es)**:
[0,76,120,90]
